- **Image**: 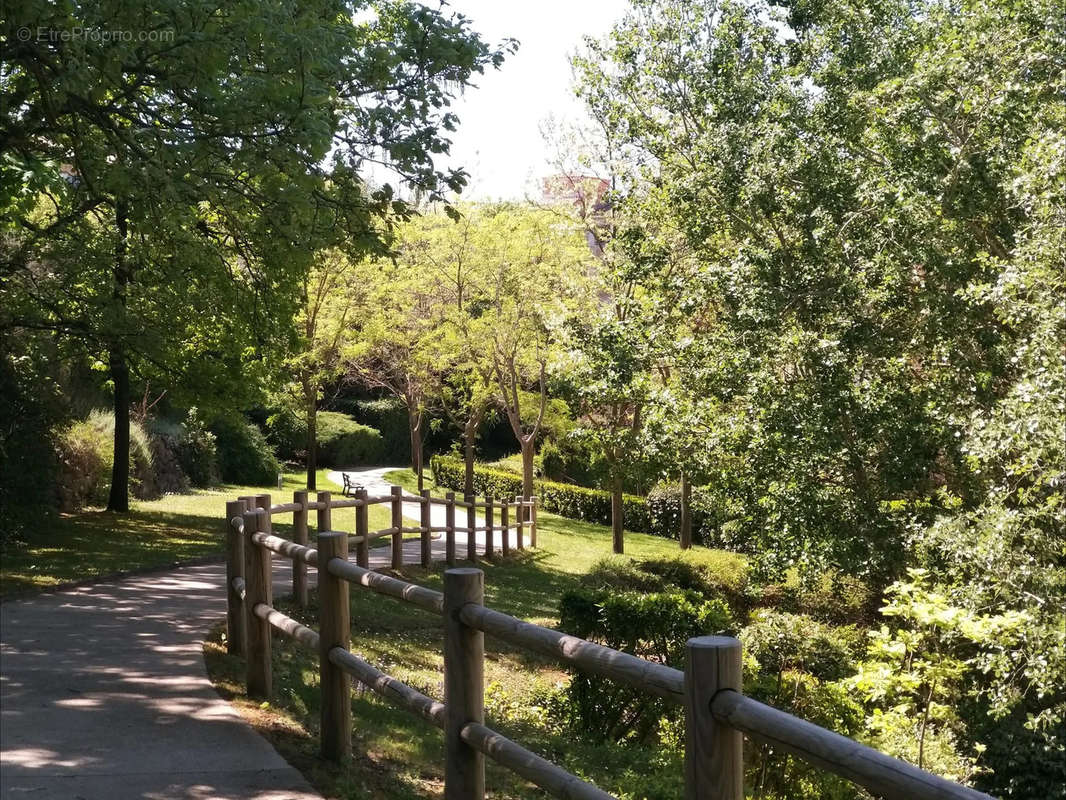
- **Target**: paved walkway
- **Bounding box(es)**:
[0,562,321,800]
[0,468,521,799]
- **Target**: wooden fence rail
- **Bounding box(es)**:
[224,489,992,800]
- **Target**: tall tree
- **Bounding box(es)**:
[346,226,445,491]
[1,0,510,509]
[418,209,498,496]
[480,205,590,505]
[274,249,369,490]
[575,0,1063,789]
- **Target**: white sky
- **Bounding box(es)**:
[435,0,629,201]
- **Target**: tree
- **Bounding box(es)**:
[418,209,498,496]
[480,206,591,506]
[1,0,510,509]
[573,0,1059,583]
[346,222,448,491]
[575,0,1063,790]
[564,316,651,553]
[543,142,656,553]
[274,249,369,490]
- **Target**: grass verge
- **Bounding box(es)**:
[0,469,403,597]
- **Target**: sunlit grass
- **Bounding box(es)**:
[0,469,403,596]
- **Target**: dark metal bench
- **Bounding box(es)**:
[341,473,361,498]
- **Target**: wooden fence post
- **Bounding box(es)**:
[355,487,369,568]
[484,496,494,559]
[501,500,509,558]
[444,568,485,800]
[293,490,309,607]
[243,501,272,700]
[391,485,404,569]
[684,636,743,800]
[530,496,538,548]
[445,491,456,566]
[420,488,432,568]
[515,496,524,551]
[225,500,245,655]
[316,490,332,539]
[465,494,477,562]
[318,530,352,761]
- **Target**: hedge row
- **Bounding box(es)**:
[429,455,720,545]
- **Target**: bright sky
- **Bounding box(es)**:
[436,0,629,201]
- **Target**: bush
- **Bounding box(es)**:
[264,406,304,461]
[55,410,153,509]
[266,409,385,467]
[315,411,385,467]
[146,430,191,495]
[582,553,748,613]
[739,610,866,800]
[210,415,280,485]
[344,397,410,456]
[758,569,875,625]
[177,408,218,487]
[740,610,863,682]
[558,586,734,744]
[744,670,865,800]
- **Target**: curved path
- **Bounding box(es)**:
[0,562,321,800]
[0,468,523,799]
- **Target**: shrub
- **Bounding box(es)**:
[54,410,153,509]
[266,409,385,467]
[264,406,304,461]
[559,586,734,744]
[738,610,866,799]
[431,453,653,527]
[147,431,191,494]
[315,411,385,467]
[581,553,749,613]
[210,415,279,485]
[744,670,865,800]
[645,482,730,547]
[758,569,875,625]
[344,397,409,455]
[177,408,218,487]
[55,417,111,510]
[740,609,863,682]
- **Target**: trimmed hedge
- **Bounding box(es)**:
[265,409,385,467]
[316,411,385,467]
[430,454,729,547]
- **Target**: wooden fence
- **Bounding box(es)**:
[223,489,993,800]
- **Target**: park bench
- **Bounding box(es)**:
[341,473,360,497]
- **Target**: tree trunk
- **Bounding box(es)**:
[463,420,476,498]
[305,382,317,491]
[409,409,424,492]
[679,472,692,550]
[106,347,131,512]
[520,437,535,517]
[107,201,131,512]
[611,471,624,554]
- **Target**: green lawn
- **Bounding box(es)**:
[0,469,400,597]
[204,467,747,800]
